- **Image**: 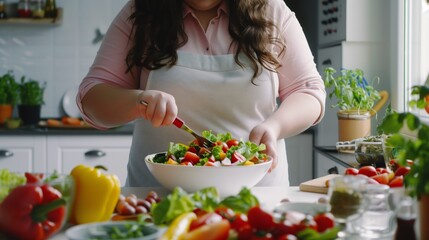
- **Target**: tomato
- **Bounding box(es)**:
[190,212,223,231]
[277,234,298,240]
[358,166,377,177]
[425,95,429,114]
[236,222,253,240]
[231,151,246,164]
[313,213,335,233]
[215,206,235,221]
[389,176,404,188]
[247,206,275,231]
[182,219,230,240]
[226,139,239,148]
[344,168,359,175]
[272,220,297,237]
[394,166,411,177]
[193,208,208,217]
[183,151,200,165]
[25,172,43,183]
[370,173,389,185]
[376,168,389,174]
[295,215,318,233]
[215,141,229,152]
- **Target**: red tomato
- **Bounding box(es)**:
[183,151,200,165]
[180,161,193,166]
[272,220,297,237]
[231,151,246,164]
[247,206,275,231]
[389,176,404,188]
[425,95,429,114]
[193,208,208,217]
[182,219,230,240]
[344,168,359,175]
[313,213,335,233]
[25,172,43,184]
[394,166,411,177]
[226,139,240,148]
[215,206,235,221]
[215,141,229,152]
[230,214,253,240]
[370,173,389,185]
[190,212,223,231]
[376,168,389,174]
[358,166,378,177]
[277,234,298,240]
[296,215,318,233]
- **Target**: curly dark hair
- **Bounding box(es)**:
[125,0,285,80]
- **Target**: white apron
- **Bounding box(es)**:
[125,51,289,187]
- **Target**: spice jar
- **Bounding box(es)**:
[31,0,44,18]
[44,0,56,18]
[17,0,31,18]
[0,0,6,19]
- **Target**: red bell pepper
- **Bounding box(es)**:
[0,184,66,240]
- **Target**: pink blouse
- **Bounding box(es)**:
[78,0,326,129]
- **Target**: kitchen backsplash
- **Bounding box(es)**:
[0,0,128,118]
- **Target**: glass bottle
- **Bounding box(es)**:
[350,184,396,238]
[394,196,417,240]
[17,0,31,18]
[31,0,44,18]
[0,0,6,19]
[44,0,56,18]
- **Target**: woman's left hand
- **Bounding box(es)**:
[249,123,278,172]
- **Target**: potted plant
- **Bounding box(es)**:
[379,85,429,239]
[323,67,389,141]
[0,71,20,124]
[18,76,46,126]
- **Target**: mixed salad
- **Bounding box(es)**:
[152,131,270,166]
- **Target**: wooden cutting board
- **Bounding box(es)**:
[299,174,342,194]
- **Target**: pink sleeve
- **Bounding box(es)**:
[76,0,141,129]
[270,0,326,124]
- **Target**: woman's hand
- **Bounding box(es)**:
[138,90,178,127]
[249,122,279,172]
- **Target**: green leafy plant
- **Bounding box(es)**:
[379,85,429,199]
[0,71,20,105]
[19,77,46,105]
[323,67,381,113]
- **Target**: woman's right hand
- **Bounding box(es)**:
[138,90,178,127]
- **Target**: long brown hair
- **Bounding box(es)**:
[125,0,285,80]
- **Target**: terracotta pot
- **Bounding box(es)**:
[0,104,13,124]
[420,195,429,240]
[337,110,371,142]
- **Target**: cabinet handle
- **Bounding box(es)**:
[322,59,332,65]
[0,150,13,158]
[84,150,106,157]
[328,166,339,174]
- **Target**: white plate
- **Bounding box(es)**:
[65,221,162,240]
[273,202,330,215]
[62,88,81,118]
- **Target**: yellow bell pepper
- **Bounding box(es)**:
[70,164,120,224]
[160,212,197,240]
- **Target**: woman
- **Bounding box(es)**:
[77,0,326,187]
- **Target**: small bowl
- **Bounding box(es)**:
[145,153,272,197]
[66,221,162,240]
[354,141,385,166]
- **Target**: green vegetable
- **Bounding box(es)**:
[219,187,259,213]
[297,227,340,240]
[0,169,26,202]
[151,187,195,225]
[89,215,153,239]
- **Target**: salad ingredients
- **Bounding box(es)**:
[160,212,197,240]
[0,184,66,240]
[70,165,121,224]
[153,131,268,166]
[182,219,230,240]
[0,168,26,202]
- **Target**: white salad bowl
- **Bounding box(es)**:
[145,153,272,197]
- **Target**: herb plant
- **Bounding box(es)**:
[0,71,20,105]
[323,67,381,113]
[379,85,429,199]
[19,76,46,105]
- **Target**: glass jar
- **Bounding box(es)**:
[31,0,44,18]
[394,196,417,240]
[350,184,396,238]
[17,0,31,18]
[44,0,56,18]
[0,0,6,19]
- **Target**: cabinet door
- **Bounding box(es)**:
[315,152,346,178]
[286,133,313,186]
[0,136,46,173]
[47,136,132,186]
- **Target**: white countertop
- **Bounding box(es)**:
[51,186,325,240]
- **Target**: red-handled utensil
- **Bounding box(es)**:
[140,100,214,148]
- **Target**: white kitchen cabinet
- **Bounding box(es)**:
[286,132,314,186]
[315,152,346,178]
[46,135,132,186]
[0,136,46,173]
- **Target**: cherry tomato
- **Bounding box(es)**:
[24,172,43,183]
[344,168,358,175]
[190,212,223,231]
[389,176,404,188]
[425,95,429,114]
[370,173,389,185]
[231,151,246,164]
[215,206,235,221]
[272,220,297,237]
[313,212,335,233]
[183,151,200,165]
[247,206,275,231]
[376,167,389,174]
[230,213,248,230]
[394,166,411,177]
[296,215,318,233]
[358,166,377,177]
[277,234,298,240]
[215,141,229,152]
[226,139,240,148]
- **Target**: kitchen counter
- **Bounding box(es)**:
[314,146,359,169]
[0,122,134,135]
[51,186,325,240]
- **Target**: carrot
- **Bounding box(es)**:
[47,119,61,127]
[61,117,82,126]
